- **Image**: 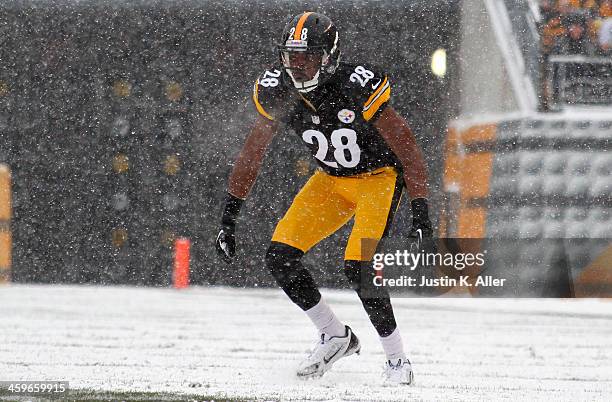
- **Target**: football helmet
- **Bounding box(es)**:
[277,12,340,93]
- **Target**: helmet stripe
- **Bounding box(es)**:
[293,12,313,40]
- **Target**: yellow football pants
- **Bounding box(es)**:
[271,166,402,261]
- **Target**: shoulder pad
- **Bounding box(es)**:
[339,63,391,122]
[252,67,286,121]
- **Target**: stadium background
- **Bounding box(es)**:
[0,0,460,286]
[0,0,609,295]
[1,2,610,399]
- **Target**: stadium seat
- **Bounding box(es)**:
[496,154,520,176]
[491,176,518,197]
[567,154,591,176]
[591,223,612,238]
[592,155,612,176]
[564,207,590,238]
[566,177,591,198]
[518,207,543,238]
[565,207,589,222]
[542,176,566,197]
[519,176,543,198]
[520,152,544,175]
[543,153,567,175]
[543,221,565,238]
[589,177,611,200]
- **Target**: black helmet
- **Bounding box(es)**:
[277,12,340,93]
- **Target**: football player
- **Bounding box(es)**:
[215,11,432,385]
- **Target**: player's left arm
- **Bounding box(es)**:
[374,106,433,237]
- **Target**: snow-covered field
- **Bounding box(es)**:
[1,285,611,401]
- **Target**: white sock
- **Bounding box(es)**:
[305,298,346,337]
[380,328,405,360]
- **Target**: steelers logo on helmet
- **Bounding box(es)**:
[278,12,341,93]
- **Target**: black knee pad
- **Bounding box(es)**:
[265,242,304,285]
[265,241,320,310]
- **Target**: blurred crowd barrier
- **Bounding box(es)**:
[504,0,612,110]
[541,0,612,56]
[442,117,612,297]
[539,0,612,109]
[0,1,458,286]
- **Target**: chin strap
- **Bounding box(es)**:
[286,69,320,93]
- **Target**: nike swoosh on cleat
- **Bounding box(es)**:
[323,348,342,364]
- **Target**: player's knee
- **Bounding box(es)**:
[265,242,304,285]
[266,242,320,310]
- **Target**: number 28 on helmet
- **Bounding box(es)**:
[277,12,341,93]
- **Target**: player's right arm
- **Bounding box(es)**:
[216,71,283,263]
[215,115,277,263]
[227,114,278,199]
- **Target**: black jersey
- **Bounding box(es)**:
[252,62,400,177]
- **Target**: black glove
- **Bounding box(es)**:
[408,198,433,251]
[215,193,244,264]
[215,224,236,264]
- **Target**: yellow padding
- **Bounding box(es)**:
[457,207,487,239]
[442,123,497,238]
[460,153,494,199]
[0,232,10,272]
[0,164,11,282]
[0,164,10,221]
[461,123,496,144]
[442,126,460,189]
[574,245,612,298]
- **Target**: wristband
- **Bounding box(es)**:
[221,193,244,226]
[410,198,430,223]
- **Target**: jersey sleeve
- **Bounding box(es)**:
[346,65,391,122]
[251,68,285,121]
